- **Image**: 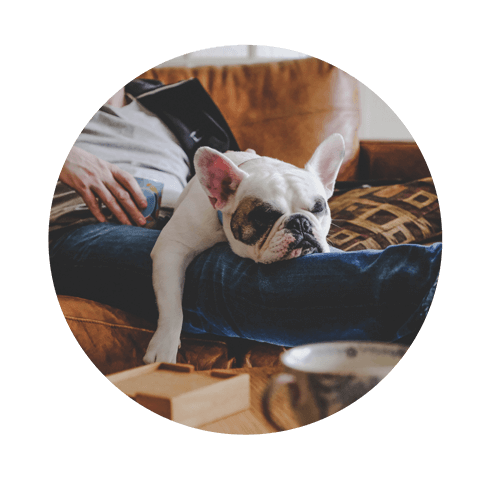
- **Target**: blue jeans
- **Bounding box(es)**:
[49,223,441,347]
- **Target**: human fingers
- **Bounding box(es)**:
[113,168,148,210]
[91,183,134,226]
[81,189,107,223]
[103,180,147,226]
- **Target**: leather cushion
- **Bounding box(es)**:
[138,57,361,180]
[58,295,286,374]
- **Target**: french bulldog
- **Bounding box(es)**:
[144,133,346,364]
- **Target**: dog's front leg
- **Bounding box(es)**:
[144,176,227,364]
[143,242,196,364]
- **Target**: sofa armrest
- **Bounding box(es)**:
[358,141,431,182]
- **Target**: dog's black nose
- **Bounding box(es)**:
[285,214,313,234]
[286,214,322,254]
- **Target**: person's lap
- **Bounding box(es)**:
[50,223,441,347]
[50,223,160,322]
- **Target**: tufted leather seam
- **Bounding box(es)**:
[64,315,154,333]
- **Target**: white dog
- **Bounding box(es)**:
[144,133,346,364]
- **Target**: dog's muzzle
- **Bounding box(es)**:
[284,214,323,255]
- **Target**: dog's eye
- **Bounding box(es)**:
[311,198,326,214]
[248,205,282,225]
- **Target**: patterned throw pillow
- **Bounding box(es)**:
[328,177,441,251]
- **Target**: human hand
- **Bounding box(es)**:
[60,146,148,226]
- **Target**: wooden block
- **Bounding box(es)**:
[107,363,250,427]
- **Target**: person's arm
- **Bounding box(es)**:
[60,146,148,226]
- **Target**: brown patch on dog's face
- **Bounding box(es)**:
[230,196,283,246]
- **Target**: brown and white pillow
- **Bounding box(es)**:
[328,177,441,251]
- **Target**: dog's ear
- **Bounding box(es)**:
[194,147,248,210]
[305,134,345,198]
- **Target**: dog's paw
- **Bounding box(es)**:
[143,329,179,364]
[143,346,178,364]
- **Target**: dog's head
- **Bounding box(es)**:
[194,134,345,263]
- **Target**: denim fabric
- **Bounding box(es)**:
[50,223,442,347]
[50,224,160,323]
[183,243,441,346]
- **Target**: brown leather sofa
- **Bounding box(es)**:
[55,57,440,376]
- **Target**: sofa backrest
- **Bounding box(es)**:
[138,57,360,181]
